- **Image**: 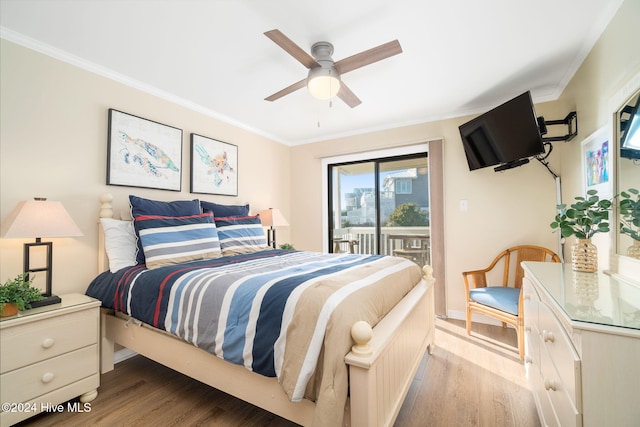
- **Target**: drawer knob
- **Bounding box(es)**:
[525,325,532,332]
[524,293,531,301]
[544,379,556,391]
[525,356,533,364]
[41,372,55,383]
[542,330,555,343]
[42,338,55,349]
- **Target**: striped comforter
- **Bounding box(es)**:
[86,249,422,426]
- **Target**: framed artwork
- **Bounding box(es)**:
[107,109,183,191]
[581,125,612,197]
[190,133,238,196]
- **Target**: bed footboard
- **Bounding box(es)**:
[345,266,435,427]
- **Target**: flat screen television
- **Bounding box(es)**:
[459,91,544,171]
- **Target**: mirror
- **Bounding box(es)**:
[615,87,640,259]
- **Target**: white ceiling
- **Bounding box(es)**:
[0,0,624,146]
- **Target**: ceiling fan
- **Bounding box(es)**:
[264,29,402,108]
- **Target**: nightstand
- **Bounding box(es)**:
[0,293,101,426]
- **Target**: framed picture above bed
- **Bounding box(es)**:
[190,133,238,196]
[107,109,183,191]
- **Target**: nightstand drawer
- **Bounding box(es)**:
[0,344,98,404]
[0,308,98,373]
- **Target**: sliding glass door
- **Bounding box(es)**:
[328,153,429,263]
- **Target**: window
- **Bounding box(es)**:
[396,179,412,194]
[327,153,428,257]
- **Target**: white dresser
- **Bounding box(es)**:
[522,262,640,427]
[0,293,101,426]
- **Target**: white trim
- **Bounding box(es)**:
[114,348,137,364]
[0,27,287,146]
[321,143,429,251]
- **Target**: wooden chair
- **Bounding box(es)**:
[462,245,560,359]
[333,235,359,254]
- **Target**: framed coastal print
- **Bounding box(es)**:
[190,133,238,196]
[581,125,612,197]
[107,109,183,191]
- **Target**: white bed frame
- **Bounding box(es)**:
[97,194,435,427]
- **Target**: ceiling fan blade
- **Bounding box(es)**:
[264,29,320,69]
[334,40,402,75]
[337,83,362,108]
[265,79,307,102]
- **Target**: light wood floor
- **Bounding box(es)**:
[17,318,539,427]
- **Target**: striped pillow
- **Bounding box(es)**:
[215,216,269,256]
[134,213,222,269]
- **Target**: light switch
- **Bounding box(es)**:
[459,199,468,212]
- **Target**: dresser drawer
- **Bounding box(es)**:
[523,277,541,324]
[523,279,540,359]
[0,344,98,404]
[529,362,559,427]
[539,342,582,427]
[0,307,98,373]
[538,300,581,409]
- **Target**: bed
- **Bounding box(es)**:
[89,193,435,427]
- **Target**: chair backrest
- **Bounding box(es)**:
[500,245,561,288]
[464,245,560,291]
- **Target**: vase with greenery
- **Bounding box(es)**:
[0,273,43,317]
[550,189,611,272]
[616,188,640,258]
[279,243,296,250]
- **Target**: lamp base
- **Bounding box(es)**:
[30,294,62,308]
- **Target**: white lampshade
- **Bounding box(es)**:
[258,208,289,227]
[307,67,341,100]
[1,198,83,239]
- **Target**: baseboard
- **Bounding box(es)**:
[114,348,138,364]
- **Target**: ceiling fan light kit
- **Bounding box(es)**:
[307,68,341,100]
[264,29,402,108]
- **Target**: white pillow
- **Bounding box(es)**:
[100,218,137,273]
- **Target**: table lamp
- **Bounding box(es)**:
[258,208,289,249]
[1,198,83,307]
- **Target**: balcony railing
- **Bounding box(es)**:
[333,226,430,263]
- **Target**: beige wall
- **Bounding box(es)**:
[0,39,291,295]
[1,0,638,314]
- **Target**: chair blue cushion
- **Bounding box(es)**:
[469,286,520,316]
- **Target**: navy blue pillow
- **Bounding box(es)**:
[200,200,249,217]
[129,195,201,264]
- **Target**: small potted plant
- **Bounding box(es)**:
[0,273,43,317]
[616,188,640,258]
[279,243,296,251]
[550,189,611,272]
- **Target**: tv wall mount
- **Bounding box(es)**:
[534,111,578,179]
[537,111,578,143]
